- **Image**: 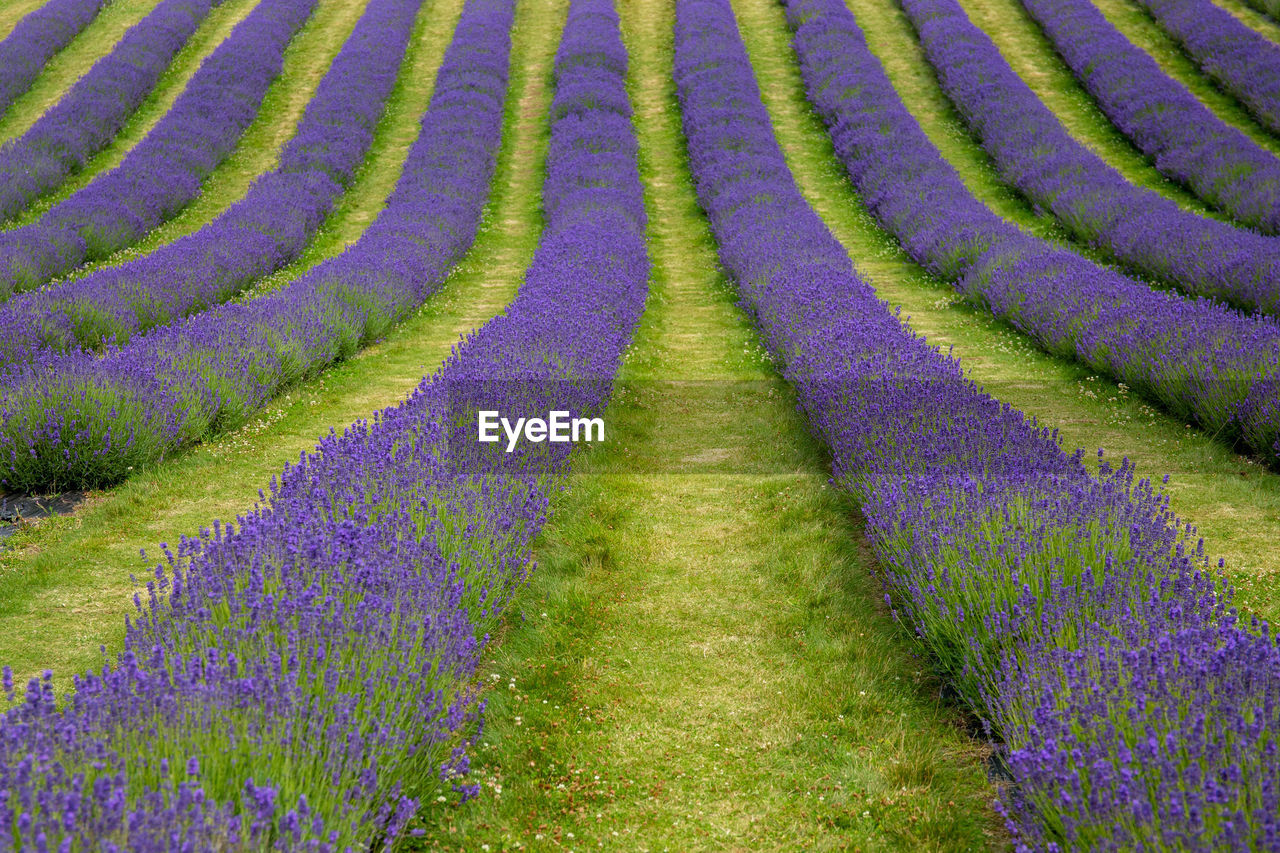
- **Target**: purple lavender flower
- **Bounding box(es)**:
[1135,0,1280,137]
[0,0,221,224]
[900,0,1280,317]
[0,0,647,844]
[0,0,106,119]
[677,0,1279,845]
[0,0,320,295]
[0,0,421,366]
[1020,0,1280,234]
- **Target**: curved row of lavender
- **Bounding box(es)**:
[678,0,1279,846]
[0,0,319,298]
[901,0,1280,316]
[0,0,223,224]
[0,0,421,369]
[0,0,105,119]
[1135,0,1280,137]
[750,0,1280,462]
[1018,0,1280,235]
[0,0,500,493]
[0,0,646,842]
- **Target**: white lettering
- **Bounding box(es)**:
[503,417,525,453]
[478,410,500,443]
[573,416,604,442]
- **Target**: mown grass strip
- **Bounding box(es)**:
[1088,0,1280,152]
[0,0,259,224]
[0,0,164,143]
[409,0,1002,849]
[731,0,1280,623]
[0,0,559,687]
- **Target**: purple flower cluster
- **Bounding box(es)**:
[901,0,1280,317]
[0,0,105,118]
[0,0,220,224]
[0,0,510,494]
[1020,0,1280,234]
[771,0,1280,463]
[0,0,421,366]
[0,0,319,296]
[676,0,1280,846]
[0,0,646,844]
[1135,0,1280,137]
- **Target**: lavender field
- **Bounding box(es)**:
[1,0,1278,848]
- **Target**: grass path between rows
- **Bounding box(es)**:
[936,0,1234,221]
[0,0,260,224]
[736,0,1280,623]
[411,0,1001,849]
[1087,0,1280,154]
[0,0,165,143]
[0,0,560,688]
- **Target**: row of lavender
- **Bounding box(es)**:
[0,0,504,493]
[1019,0,1280,235]
[0,0,647,844]
[677,0,1278,846]
[901,0,1280,317]
[0,0,420,369]
[0,0,318,297]
[761,0,1280,464]
[0,0,221,224]
[1135,0,1280,137]
[0,0,104,118]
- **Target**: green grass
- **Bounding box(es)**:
[0,0,558,687]
[732,0,1280,624]
[0,0,260,225]
[936,0,1234,220]
[0,0,164,142]
[1088,0,1280,153]
[408,0,1002,849]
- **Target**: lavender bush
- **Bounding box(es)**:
[1135,0,1280,137]
[0,0,509,493]
[0,0,647,845]
[1020,0,1280,234]
[677,0,1280,846]
[900,0,1280,317]
[0,0,319,296]
[0,0,105,118]
[767,0,1280,463]
[0,0,221,224]
[0,0,421,367]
